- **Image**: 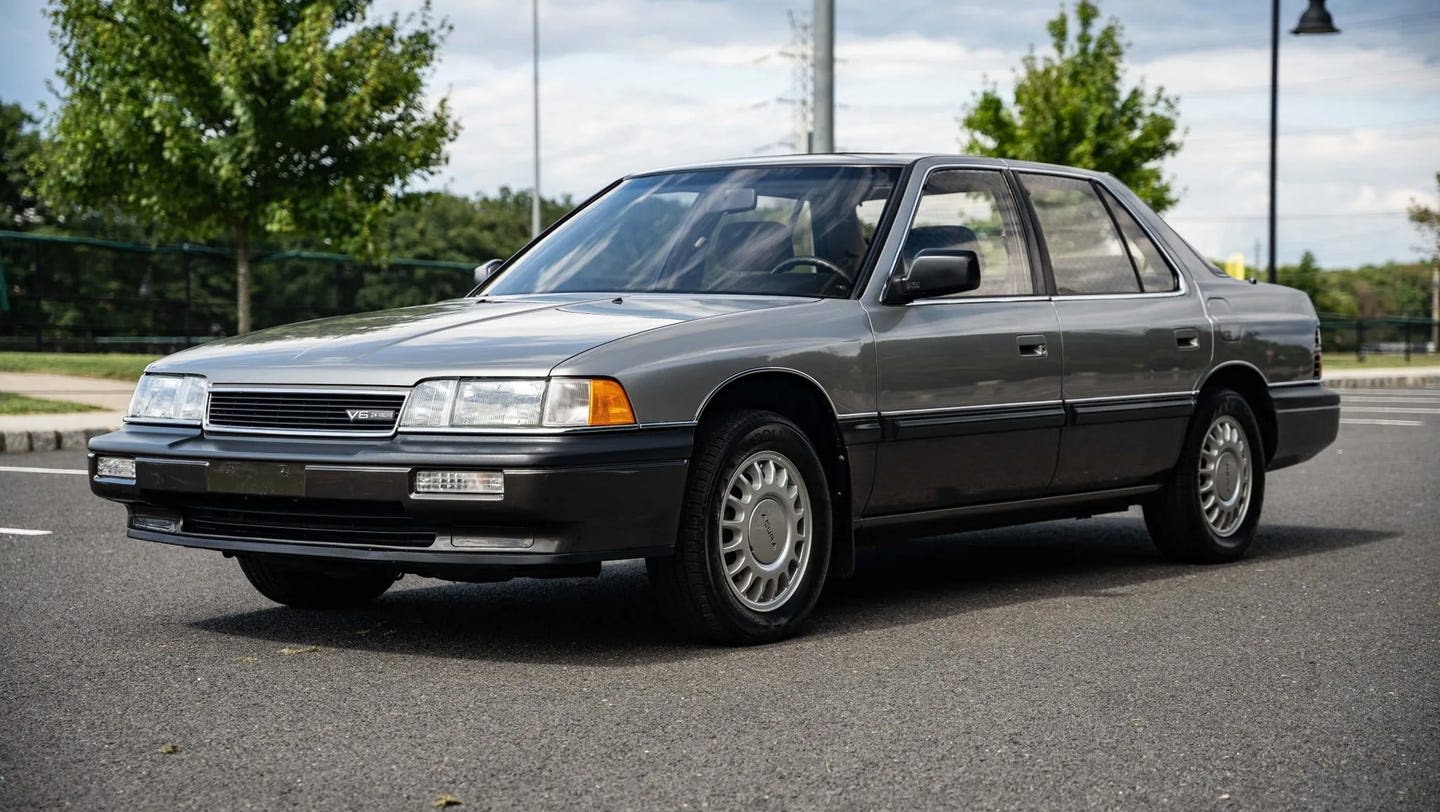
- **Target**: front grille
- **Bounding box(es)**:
[180,497,436,547]
[207,389,407,434]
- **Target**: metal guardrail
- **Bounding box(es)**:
[0,231,477,351]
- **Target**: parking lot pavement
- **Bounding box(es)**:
[1,401,1437,810]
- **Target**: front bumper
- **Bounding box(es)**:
[88,424,692,572]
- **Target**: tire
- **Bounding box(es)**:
[1143,388,1266,563]
[647,409,832,644]
[237,554,398,609]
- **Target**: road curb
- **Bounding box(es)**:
[1324,374,1440,389]
[0,428,110,455]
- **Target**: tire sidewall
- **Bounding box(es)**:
[1182,391,1266,554]
[696,415,832,637]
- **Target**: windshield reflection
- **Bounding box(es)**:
[483,166,901,299]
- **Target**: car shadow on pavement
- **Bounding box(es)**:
[191,517,1396,665]
[807,519,1397,640]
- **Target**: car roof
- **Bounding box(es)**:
[628,153,1113,181]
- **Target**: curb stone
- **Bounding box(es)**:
[1324,374,1440,390]
[0,427,109,455]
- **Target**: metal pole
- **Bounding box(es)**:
[1267,0,1280,285]
[182,248,192,346]
[32,242,42,351]
[811,0,834,153]
[1432,264,1439,351]
[531,0,542,238]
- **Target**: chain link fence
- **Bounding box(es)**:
[0,232,478,353]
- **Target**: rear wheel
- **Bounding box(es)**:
[647,409,832,644]
[237,554,398,609]
[1144,388,1265,563]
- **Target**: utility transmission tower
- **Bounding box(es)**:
[772,10,812,153]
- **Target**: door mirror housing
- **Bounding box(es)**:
[888,249,982,303]
[468,259,504,295]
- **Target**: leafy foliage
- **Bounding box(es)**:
[960,0,1183,211]
[0,100,44,228]
[35,0,459,332]
[1274,254,1432,319]
[1409,173,1440,270]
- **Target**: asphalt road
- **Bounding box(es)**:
[2,389,1437,810]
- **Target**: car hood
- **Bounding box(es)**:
[148,293,813,386]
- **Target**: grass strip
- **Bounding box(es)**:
[0,352,157,381]
[0,392,106,415]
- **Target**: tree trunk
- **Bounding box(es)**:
[234,222,251,335]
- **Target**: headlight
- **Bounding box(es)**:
[125,374,208,424]
[399,378,636,430]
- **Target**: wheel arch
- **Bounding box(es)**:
[695,369,856,579]
[1197,362,1276,464]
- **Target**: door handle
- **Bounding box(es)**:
[1174,328,1200,351]
[1017,334,1048,358]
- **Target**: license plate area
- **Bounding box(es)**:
[206,461,306,496]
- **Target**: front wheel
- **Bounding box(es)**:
[647,410,832,644]
[1144,389,1266,563]
[237,554,398,609]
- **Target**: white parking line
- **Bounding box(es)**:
[1342,396,1440,405]
[0,527,52,536]
[1340,418,1424,427]
[0,465,88,476]
[1340,407,1440,415]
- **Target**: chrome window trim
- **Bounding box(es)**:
[906,294,1053,307]
[1010,166,1192,300]
[878,162,1048,304]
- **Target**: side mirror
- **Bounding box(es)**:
[466,259,504,297]
[473,259,503,287]
[888,249,981,303]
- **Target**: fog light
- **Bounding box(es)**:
[96,456,136,480]
[414,470,504,496]
[130,510,181,533]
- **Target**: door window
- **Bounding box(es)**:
[901,169,1033,297]
[1099,187,1179,293]
[1020,173,1141,295]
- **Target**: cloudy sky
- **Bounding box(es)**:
[3,0,1437,268]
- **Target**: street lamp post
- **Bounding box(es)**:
[531,0,542,239]
[1268,0,1339,284]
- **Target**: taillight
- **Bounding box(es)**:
[1313,327,1323,379]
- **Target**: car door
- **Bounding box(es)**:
[862,167,1063,515]
[1016,171,1211,491]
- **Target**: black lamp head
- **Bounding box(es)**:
[1293,0,1340,35]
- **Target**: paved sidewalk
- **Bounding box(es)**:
[0,372,131,453]
[1,366,1436,454]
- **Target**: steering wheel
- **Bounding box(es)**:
[768,255,849,279]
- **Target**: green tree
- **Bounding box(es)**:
[385,188,573,263]
[960,0,1183,211]
[1409,173,1440,271]
[36,0,459,333]
[1,100,44,228]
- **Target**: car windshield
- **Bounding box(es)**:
[481,165,902,298]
